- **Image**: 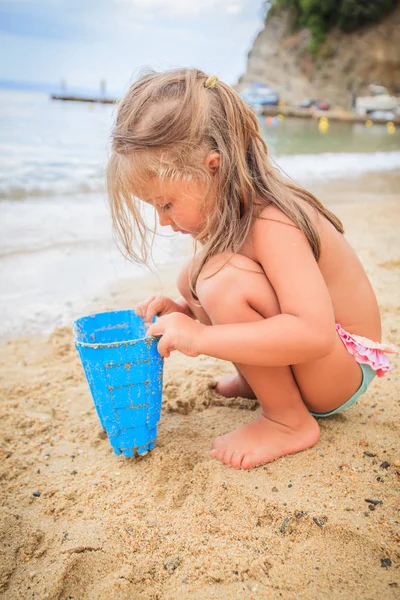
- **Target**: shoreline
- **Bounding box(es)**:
[0,174,399,599]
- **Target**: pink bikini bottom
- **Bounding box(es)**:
[335,324,396,377]
[309,324,397,418]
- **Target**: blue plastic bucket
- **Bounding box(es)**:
[73,309,163,457]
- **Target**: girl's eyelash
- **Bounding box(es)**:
[158,203,172,212]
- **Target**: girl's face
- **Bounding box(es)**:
[136,154,220,238]
[142,177,211,237]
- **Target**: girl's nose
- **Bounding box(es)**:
[158,212,173,227]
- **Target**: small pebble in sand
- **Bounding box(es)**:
[32,491,41,497]
[368,505,376,511]
[164,556,181,573]
[363,451,377,458]
[380,461,391,469]
[71,470,77,475]
[365,499,383,506]
[313,517,327,528]
[279,517,290,534]
[381,558,392,569]
[272,487,278,492]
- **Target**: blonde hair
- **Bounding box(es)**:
[107,68,344,293]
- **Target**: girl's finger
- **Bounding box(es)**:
[157,335,171,358]
[135,306,145,318]
[146,320,162,337]
[135,296,155,317]
[145,297,164,323]
[147,313,170,337]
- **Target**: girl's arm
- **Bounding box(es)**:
[197,208,337,366]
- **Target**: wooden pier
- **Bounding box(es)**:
[51,94,117,105]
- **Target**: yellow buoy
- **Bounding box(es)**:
[318,117,329,133]
[386,121,396,135]
[365,119,373,127]
[277,113,284,121]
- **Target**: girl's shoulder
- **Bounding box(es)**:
[254,200,319,231]
[254,204,299,230]
[243,202,317,265]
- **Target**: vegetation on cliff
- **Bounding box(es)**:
[268,0,398,53]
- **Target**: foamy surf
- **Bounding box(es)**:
[275,151,400,183]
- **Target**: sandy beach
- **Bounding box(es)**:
[1,174,399,599]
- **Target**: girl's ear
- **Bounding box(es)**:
[205,153,220,175]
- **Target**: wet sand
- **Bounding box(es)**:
[0,175,399,599]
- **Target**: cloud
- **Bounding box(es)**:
[115,0,245,17]
[0,0,265,90]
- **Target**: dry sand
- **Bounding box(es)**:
[1,177,400,599]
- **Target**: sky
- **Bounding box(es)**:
[0,0,267,95]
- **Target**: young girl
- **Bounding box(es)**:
[107,68,396,470]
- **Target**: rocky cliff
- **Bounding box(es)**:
[239,3,400,108]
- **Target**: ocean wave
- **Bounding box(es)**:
[276,151,400,182]
[0,179,105,200]
[0,151,399,200]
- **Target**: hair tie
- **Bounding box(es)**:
[204,75,218,89]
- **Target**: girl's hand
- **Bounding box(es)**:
[135,295,187,327]
[146,313,206,358]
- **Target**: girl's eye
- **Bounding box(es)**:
[158,203,172,212]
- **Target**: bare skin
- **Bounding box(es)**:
[210,370,256,399]
[171,205,381,469]
[138,172,382,470]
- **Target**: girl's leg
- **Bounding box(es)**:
[190,253,362,469]
[194,254,320,469]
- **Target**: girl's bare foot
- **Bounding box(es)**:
[210,413,320,469]
[212,373,256,399]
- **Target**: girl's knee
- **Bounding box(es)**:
[197,253,279,320]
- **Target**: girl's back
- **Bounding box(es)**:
[241,201,382,342]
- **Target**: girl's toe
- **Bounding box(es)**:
[222,448,235,466]
[216,447,228,463]
[231,451,245,469]
[241,453,258,470]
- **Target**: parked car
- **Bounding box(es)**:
[298,99,330,110]
[355,85,399,115]
[240,83,280,107]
